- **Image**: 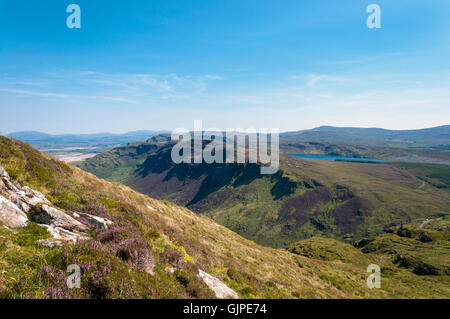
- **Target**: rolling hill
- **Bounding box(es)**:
[1,136,450,299]
[279,141,450,165]
[78,139,450,248]
[280,125,450,149]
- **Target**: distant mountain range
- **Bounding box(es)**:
[7,130,169,149]
[280,125,450,148]
[8,125,449,150]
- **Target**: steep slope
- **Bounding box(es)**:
[2,136,449,298]
[79,141,450,248]
[76,141,163,182]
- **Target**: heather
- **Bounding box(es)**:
[0,137,213,298]
[1,136,450,299]
[78,139,450,248]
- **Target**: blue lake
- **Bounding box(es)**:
[289,154,384,162]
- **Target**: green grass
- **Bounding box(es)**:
[359,225,450,276]
[77,141,450,249]
[0,225,212,299]
[2,135,450,299]
[392,162,450,189]
[280,141,450,164]
[288,228,450,298]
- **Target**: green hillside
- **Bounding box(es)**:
[280,141,450,165]
[79,141,450,249]
[280,125,450,149]
[2,136,450,298]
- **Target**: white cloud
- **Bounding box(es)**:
[1,88,72,99]
[1,68,449,132]
[288,74,351,88]
[0,88,136,104]
[0,71,224,105]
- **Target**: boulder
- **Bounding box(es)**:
[36,224,88,246]
[9,187,50,212]
[35,238,70,248]
[32,204,89,233]
[0,169,20,194]
[76,212,113,230]
[198,269,239,299]
[0,167,93,247]
[22,186,48,202]
[0,177,6,193]
[0,195,28,228]
[0,167,10,180]
[0,167,50,211]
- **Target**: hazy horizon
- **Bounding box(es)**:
[3,123,449,137]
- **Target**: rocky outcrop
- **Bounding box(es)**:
[32,205,89,233]
[0,195,28,228]
[73,212,113,230]
[10,187,50,212]
[0,167,20,194]
[0,166,112,247]
[36,224,88,246]
[35,224,89,247]
[198,269,239,299]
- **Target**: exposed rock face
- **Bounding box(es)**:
[0,166,108,247]
[1,166,50,213]
[74,212,113,230]
[33,205,90,233]
[0,167,20,194]
[10,187,50,212]
[35,224,89,247]
[0,167,7,178]
[198,269,239,299]
[35,238,69,248]
[0,195,28,228]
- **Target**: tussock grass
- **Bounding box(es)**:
[1,136,449,298]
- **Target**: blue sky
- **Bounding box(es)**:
[1,0,449,134]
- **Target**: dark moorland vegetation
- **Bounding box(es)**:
[79,140,450,248]
[1,136,450,298]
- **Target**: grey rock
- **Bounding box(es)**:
[35,224,89,247]
[0,167,50,211]
[1,176,19,194]
[10,187,50,212]
[0,167,9,179]
[198,269,239,299]
[33,205,90,233]
[22,186,48,202]
[37,224,88,243]
[0,167,20,194]
[0,167,92,246]
[0,195,28,228]
[76,212,113,230]
[35,239,66,248]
